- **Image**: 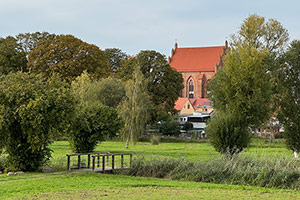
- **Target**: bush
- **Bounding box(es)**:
[159,119,180,136]
[119,155,300,189]
[150,136,160,145]
[69,104,122,153]
[206,111,250,155]
[0,155,6,171]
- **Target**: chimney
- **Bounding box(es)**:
[225,40,228,48]
[171,48,175,57]
[175,42,178,50]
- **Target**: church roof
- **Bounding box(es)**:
[169,46,225,72]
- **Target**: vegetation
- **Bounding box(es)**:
[277,40,300,154]
[2,172,300,200]
[0,73,75,171]
[118,65,151,148]
[69,72,123,153]
[159,117,180,136]
[207,14,289,155]
[27,34,111,82]
[0,36,27,74]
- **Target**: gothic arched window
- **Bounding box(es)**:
[188,79,194,98]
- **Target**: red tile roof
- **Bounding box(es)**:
[174,97,188,110]
[189,98,211,109]
[169,46,225,72]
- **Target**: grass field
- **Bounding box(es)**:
[1,171,300,200]
[0,138,298,199]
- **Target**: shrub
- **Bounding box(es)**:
[0,154,6,171]
[119,154,300,189]
[150,136,160,145]
[159,119,180,136]
[206,111,250,155]
[69,104,122,153]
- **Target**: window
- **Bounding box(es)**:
[188,79,194,98]
[188,104,190,109]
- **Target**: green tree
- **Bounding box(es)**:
[159,117,180,136]
[0,72,75,171]
[119,50,183,122]
[182,122,193,132]
[0,36,27,74]
[27,34,111,82]
[118,63,152,148]
[277,40,300,157]
[70,72,123,152]
[104,48,128,74]
[72,71,126,108]
[16,32,54,55]
[207,14,288,155]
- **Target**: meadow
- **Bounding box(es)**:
[1,137,299,200]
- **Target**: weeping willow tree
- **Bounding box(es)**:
[119,63,152,148]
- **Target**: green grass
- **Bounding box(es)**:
[49,137,292,164]
[1,171,300,200]
[1,137,297,199]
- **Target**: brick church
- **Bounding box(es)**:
[169,42,227,114]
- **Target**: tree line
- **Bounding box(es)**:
[0,33,183,171]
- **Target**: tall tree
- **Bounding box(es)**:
[119,50,183,122]
[16,32,54,55]
[27,34,111,82]
[69,72,123,152]
[277,40,300,157]
[0,72,75,171]
[207,14,289,155]
[0,36,27,74]
[118,63,152,148]
[104,48,128,74]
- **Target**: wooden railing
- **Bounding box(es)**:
[66,152,132,172]
[91,153,132,171]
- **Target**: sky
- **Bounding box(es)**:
[0,0,299,57]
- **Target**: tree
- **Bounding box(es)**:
[69,104,122,153]
[71,71,126,108]
[207,14,289,155]
[104,48,128,74]
[69,72,123,152]
[0,36,27,74]
[119,50,184,122]
[182,122,193,132]
[0,72,75,171]
[16,32,54,55]
[27,34,111,82]
[277,40,300,157]
[159,118,180,136]
[118,63,152,148]
[206,111,250,155]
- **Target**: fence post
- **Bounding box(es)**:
[92,156,95,171]
[78,154,81,169]
[107,154,109,166]
[88,154,91,168]
[102,155,105,172]
[121,154,124,168]
[130,154,132,167]
[67,155,70,170]
[112,155,115,170]
[97,153,100,167]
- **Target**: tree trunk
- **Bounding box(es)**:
[294,151,299,159]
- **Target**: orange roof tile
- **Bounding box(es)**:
[174,97,188,110]
[170,46,225,72]
[189,98,211,109]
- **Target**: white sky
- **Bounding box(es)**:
[0,0,299,56]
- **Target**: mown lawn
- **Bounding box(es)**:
[1,171,300,200]
[1,137,296,200]
[50,137,292,163]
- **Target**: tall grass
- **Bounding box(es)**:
[119,153,300,189]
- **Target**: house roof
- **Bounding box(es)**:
[174,97,188,110]
[175,97,211,111]
[169,46,225,72]
[189,98,211,109]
